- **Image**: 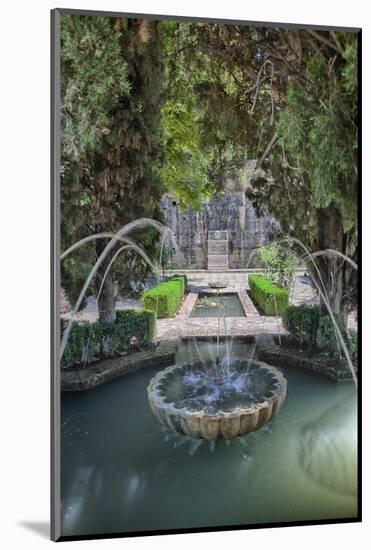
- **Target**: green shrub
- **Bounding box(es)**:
[282,308,358,360]
[248,274,289,315]
[282,305,320,346]
[257,244,298,290]
[115,308,156,345]
[61,321,94,367]
[61,308,156,368]
[347,329,358,361]
[142,277,185,318]
[315,314,349,358]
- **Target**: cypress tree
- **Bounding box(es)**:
[61,16,164,322]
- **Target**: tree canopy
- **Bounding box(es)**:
[158,22,247,208]
[60,16,359,317]
[166,24,358,313]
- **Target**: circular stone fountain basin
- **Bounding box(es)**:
[147,360,287,440]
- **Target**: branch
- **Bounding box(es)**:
[327,54,338,85]
[249,59,275,125]
[281,143,301,172]
[330,31,343,55]
[255,132,278,170]
[246,75,268,94]
[307,30,343,55]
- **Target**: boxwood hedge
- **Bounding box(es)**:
[61,308,156,368]
[142,276,185,318]
[168,273,187,291]
[248,274,289,315]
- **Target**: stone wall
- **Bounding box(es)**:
[161,192,279,269]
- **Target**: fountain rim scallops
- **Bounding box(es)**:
[147,359,287,441]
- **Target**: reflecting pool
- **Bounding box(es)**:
[191,293,246,318]
[61,341,357,537]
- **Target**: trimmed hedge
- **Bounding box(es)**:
[248,274,289,315]
[142,276,185,318]
[282,305,320,346]
[168,273,187,290]
[61,308,156,368]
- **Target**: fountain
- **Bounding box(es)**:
[59,220,358,535]
[147,244,289,441]
[147,238,357,442]
[147,358,287,440]
[61,223,356,444]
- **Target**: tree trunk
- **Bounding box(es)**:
[96,239,116,324]
[315,205,347,317]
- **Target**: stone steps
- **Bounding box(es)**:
[207,230,229,270]
[207,254,229,269]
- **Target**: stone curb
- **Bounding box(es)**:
[257,346,355,382]
[61,345,177,392]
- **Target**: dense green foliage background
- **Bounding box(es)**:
[60,16,359,319]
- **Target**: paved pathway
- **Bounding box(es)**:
[62,270,356,335]
[61,295,143,323]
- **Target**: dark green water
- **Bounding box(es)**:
[191,293,246,318]
[60,341,357,537]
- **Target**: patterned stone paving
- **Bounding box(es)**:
[155,270,356,340]
[62,270,356,336]
[155,271,289,341]
[155,311,285,342]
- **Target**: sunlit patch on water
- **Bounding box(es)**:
[299,393,357,497]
